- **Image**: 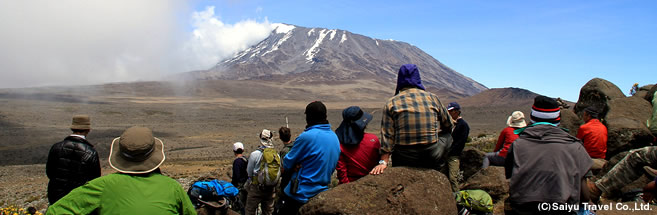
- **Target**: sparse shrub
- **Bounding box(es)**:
[466,133,497,153]
[0,205,43,215]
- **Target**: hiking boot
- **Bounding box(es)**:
[587,180,601,203]
[643,166,657,178]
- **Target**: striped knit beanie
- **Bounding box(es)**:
[530,96,561,125]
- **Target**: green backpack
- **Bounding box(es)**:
[455,189,494,213]
[253,148,281,186]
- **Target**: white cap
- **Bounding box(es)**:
[233,142,244,151]
[259,129,274,148]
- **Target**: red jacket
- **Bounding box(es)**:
[336,133,381,184]
[577,119,607,159]
[495,127,520,158]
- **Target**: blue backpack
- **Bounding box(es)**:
[188,179,239,207]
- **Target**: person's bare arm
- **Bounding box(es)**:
[370,153,390,175]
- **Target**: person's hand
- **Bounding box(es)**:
[643,192,653,203]
[370,164,387,175]
[642,181,656,202]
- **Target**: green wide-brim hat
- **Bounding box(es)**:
[109,126,165,174]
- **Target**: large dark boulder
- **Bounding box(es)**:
[574,78,625,119]
[459,147,485,181]
[560,108,582,137]
[461,167,509,201]
[300,167,457,215]
[605,97,654,158]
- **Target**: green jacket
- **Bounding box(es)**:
[650,91,657,134]
[47,172,196,215]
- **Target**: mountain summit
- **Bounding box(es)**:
[184,24,487,97]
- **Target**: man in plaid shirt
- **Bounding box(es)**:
[370,64,453,175]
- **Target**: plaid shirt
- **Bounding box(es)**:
[380,88,453,153]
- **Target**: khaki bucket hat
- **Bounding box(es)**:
[70,115,91,130]
[507,111,527,128]
[109,126,165,174]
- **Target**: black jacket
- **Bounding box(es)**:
[448,118,470,157]
[46,135,101,204]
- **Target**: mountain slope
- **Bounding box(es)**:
[184,24,487,97]
[458,87,539,107]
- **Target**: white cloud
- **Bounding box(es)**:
[181,6,275,71]
[0,2,274,88]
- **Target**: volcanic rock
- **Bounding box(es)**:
[459,148,485,181]
[605,97,654,158]
[299,167,457,215]
[574,78,625,119]
[631,84,654,101]
[559,108,582,137]
[461,167,509,200]
[646,84,657,102]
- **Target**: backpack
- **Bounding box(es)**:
[252,147,282,186]
[188,179,239,208]
[455,190,494,214]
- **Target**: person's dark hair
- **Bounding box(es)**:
[234,148,243,154]
[279,127,291,143]
[584,106,600,119]
[71,129,89,134]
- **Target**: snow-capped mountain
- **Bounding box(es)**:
[184,24,487,97]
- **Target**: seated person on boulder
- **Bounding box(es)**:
[648,90,657,137]
[504,96,592,215]
[335,106,380,184]
[577,106,608,170]
[370,64,453,175]
[588,146,657,202]
[483,111,526,168]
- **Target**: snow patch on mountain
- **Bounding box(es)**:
[340,31,347,44]
[263,30,293,56]
[272,23,295,34]
[304,29,329,62]
[329,29,337,40]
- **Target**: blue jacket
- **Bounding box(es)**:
[283,124,340,203]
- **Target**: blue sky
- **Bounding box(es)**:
[1,1,654,102]
[193,0,657,101]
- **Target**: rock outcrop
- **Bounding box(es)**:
[574,78,625,119]
[631,84,654,101]
[459,148,485,181]
[461,167,509,200]
[605,96,654,158]
[574,78,654,158]
[300,167,457,215]
[559,108,582,137]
